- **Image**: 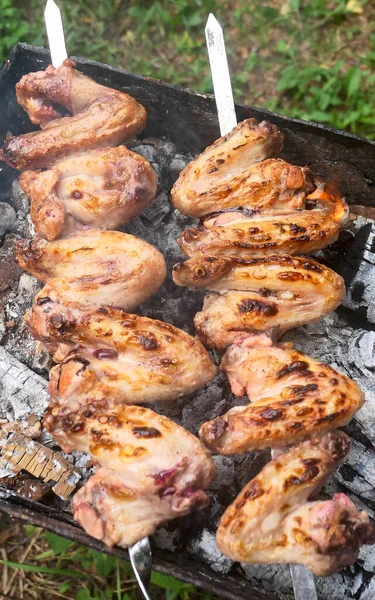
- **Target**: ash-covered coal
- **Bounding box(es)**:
[1,136,375,600]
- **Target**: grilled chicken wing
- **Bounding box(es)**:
[200,343,363,454]
[172,118,283,217]
[24,293,216,406]
[173,158,315,218]
[0,60,146,170]
[173,255,344,348]
[217,431,375,576]
[16,229,166,310]
[178,208,340,258]
[43,403,215,547]
[19,146,157,240]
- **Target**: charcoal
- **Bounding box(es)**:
[0,201,16,234]
[340,222,375,322]
[10,179,29,214]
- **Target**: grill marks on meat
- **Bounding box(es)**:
[24,292,216,406]
[19,146,157,240]
[171,116,373,575]
[43,404,215,547]
[0,59,147,170]
[16,229,166,311]
[178,208,340,258]
[199,344,363,453]
[172,118,284,218]
[173,155,314,218]
[216,432,375,575]
[173,255,344,348]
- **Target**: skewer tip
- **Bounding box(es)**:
[205,13,222,33]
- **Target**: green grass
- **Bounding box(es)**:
[1,524,216,600]
[1,0,375,138]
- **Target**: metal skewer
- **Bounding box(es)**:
[43,3,153,598]
[205,13,318,600]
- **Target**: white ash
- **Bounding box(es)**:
[187,529,233,574]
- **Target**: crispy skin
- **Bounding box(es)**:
[217,432,375,576]
[173,255,344,348]
[16,229,166,310]
[178,208,340,258]
[199,344,363,453]
[42,403,215,547]
[173,157,315,218]
[24,293,216,406]
[172,118,284,217]
[19,146,157,240]
[0,60,146,170]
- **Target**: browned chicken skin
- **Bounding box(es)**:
[19,146,157,240]
[0,60,146,170]
[24,291,216,407]
[173,255,344,348]
[173,156,314,218]
[43,403,215,547]
[217,432,375,576]
[172,118,283,217]
[178,208,340,258]
[16,229,166,310]
[199,343,363,453]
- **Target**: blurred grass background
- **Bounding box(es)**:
[0,1,374,599]
[1,0,375,138]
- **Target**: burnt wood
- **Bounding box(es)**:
[1,43,375,600]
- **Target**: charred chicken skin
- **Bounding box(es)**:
[173,255,344,348]
[171,116,372,575]
[43,403,215,547]
[19,146,157,240]
[199,343,363,453]
[0,59,146,170]
[216,431,375,576]
[16,229,166,311]
[24,292,216,407]
[178,208,340,258]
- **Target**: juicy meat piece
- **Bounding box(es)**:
[19,146,157,240]
[216,431,375,576]
[24,295,216,406]
[199,343,363,453]
[0,59,146,170]
[43,402,215,547]
[178,208,340,258]
[172,118,283,217]
[16,229,166,310]
[174,255,344,348]
[173,158,315,218]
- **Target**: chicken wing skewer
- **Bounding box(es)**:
[2,61,216,547]
[171,108,374,574]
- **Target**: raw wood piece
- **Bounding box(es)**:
[1,432,79,500]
